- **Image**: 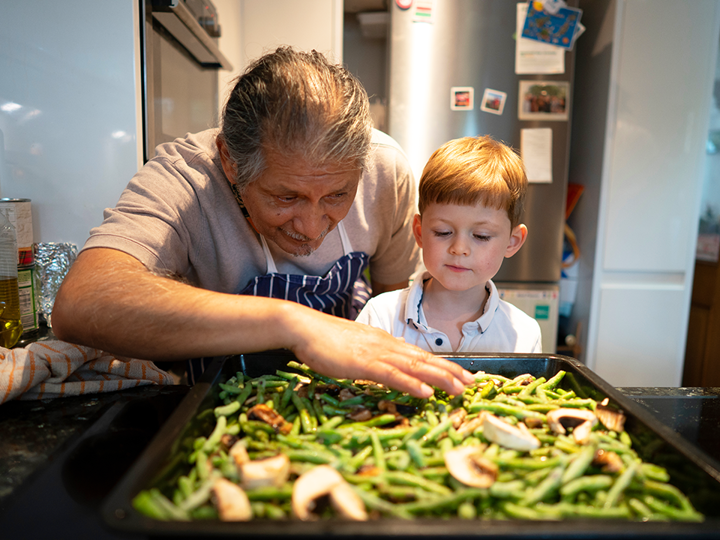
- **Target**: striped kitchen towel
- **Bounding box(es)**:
[0,340,172,404]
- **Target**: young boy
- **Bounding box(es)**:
[356,135,542,354]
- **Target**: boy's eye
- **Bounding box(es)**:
[432,230,451,237]
[474,234,491,241]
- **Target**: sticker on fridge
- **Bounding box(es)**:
[450,87,474,111]
[480,89,507,115]
[518,80,569,121]
[515,2,565,75]
[521,128,553,184]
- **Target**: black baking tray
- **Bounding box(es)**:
[102,351,720,539]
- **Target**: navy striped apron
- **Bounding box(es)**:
[187,221,371,384]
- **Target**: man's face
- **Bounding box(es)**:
[234,149,361,256]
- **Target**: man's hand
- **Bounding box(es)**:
[284,306,474,398]
[53,248,473,398]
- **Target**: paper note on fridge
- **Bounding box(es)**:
[521,128,553,184]
[515,3,565,75]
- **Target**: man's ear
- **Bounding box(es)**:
[216,136,238,182]
[505,224,528,258]
[412,214,423,248]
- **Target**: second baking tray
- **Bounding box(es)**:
[102,351,720,538]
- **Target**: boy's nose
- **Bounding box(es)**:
[449,238,470,256]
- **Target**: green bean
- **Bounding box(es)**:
[245,485,293,501]
[604,462,638,508]
[384,471,452,495]
[519,465,565,506]
[218,382,245,395]
[405,439,425,468]
[214,401,240,417]
[179,471,221,511]
[289,393,314,434]
[552,502,631,519]
[421,417,453,446]
[643,495,704,522]
[279,377,297,410]
[397,489,487,514]
[519,377,546,396]
[133,488,190,521]
[560,475,614,497]
[643,479,695,512]
[345,445,374,472]
[640,463,670,483]
[370,430,386,472]
[537,371,566,391]
[350,486,413,519]
[202,416,227,453]
[469,400,546,421]
[339,414,398,430]
[489,480,525,499]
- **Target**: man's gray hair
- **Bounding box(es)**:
[219,47,373,190]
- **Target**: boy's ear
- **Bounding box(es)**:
[505,224,528,258]
[412,214,423,247]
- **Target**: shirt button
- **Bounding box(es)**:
[435,338,443,346]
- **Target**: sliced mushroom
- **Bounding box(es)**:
[212,477,252,521]
[546,408,598,444]
[593,448,623,473]
[339,388,357,401]
[229,440,250,467]
[247,403,293,434]
[292,465,367,521]
[595,398,626,432]
[348,408,373,422]
[328,481,368,521]
[448,408,468,429]
[456,414,486,437]
[482,414,541,451]
[240,453,290,490]
[444,445,498,488]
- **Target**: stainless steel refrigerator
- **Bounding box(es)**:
[388,0,577,352]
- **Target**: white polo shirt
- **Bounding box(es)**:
[356,272,542,354]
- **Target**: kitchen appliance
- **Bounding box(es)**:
[388,1,577,352]
[100,350,720,537]
[141,0,232,162]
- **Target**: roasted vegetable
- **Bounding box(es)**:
[133,364,704,523]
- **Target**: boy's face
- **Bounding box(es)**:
[413,202,527,293]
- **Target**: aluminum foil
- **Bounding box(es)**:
[34,242,78,327]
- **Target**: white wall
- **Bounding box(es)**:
[0,1,142,250]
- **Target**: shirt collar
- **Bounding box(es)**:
[404,272,499,333]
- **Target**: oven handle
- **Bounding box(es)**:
[151,0,233,70]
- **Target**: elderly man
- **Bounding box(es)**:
[52,47,472,397]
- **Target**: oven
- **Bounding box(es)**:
[140,0,232,162]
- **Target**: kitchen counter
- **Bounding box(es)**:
[0,383,718,539]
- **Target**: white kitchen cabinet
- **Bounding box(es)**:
[570,0,720,386]
[214,0,343,109]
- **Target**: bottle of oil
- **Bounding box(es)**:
[0,211,22,348]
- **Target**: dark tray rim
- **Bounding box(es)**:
[101,352,720,538]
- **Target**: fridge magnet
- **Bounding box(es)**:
[521,1,583,51]
[450,87,474,111]
[395,0,413,9]
[518,80,569,121]
[480,88,507,115]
